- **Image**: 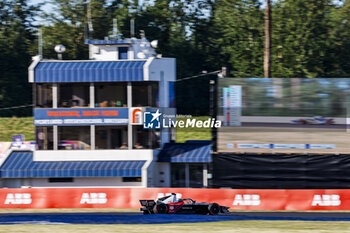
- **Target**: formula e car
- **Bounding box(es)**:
[291,116,334,125]
[140,193,229,215]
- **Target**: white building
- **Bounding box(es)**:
[0,36,211,188]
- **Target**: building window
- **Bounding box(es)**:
[133,126,160,149]
[36,126,53,150]
[132,82,159,107]
[171,164,205,188]
[58,126,91,150]
[171,164,186,187]
[122,177,141,182]
[58,83,89,108]
[48,178,74,183]
[35,84,52,108]
[95,83,127,107]
[189,164,204,188]
[95,126,128,149]
[118,47,128,60]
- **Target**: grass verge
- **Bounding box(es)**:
[175,116,211,143]
[0,117,34,141]
[0,116,212,143]
[0,221,349,233]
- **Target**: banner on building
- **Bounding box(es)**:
[34,108,129,126]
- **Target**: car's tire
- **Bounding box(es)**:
[208,203,220,215]
[143,210,150,215]
[156,203,168,214]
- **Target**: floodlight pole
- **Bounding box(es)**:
[209,78,217,153]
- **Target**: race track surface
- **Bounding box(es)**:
[1,212,350,224]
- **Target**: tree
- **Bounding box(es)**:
[0,0,40,116]
[41,0,112,60]
[327,0,350,76]
[210,0,265,77]
[41,0,88,59]
[271,0,334,77]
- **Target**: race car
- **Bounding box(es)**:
[291,116,334,125]
[139,193,229,215]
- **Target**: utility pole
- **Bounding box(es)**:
[264,0,271,78]
[209,79,217,152]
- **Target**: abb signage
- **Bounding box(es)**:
[312,195,341,206]
[80,193,107,204]
[4,193,32,205]
[0,188,349,210]
[233,194,260,206]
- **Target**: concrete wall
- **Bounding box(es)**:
[155,162,171,187]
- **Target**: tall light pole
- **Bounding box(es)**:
[264,0,271,78]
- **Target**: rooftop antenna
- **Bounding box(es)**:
[113,18,118,39]
[87,1,94,39]
[38,28,43,58]
[130,19,135,38]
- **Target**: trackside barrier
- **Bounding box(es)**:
[0,188,350,210]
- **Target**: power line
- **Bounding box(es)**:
[0,104,33,111]
[177,70,221,82]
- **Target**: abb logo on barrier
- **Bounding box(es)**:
[4,193,32,205]
[233,194,261,206]
[80,193,107,204]
[312,194,341,206]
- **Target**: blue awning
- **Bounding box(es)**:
[0,151,145,178]
[158,143,211,163]
[34,60,146,83]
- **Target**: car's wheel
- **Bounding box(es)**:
[156,203,168,214]
[208,203,220,215]
[143,210,150,215]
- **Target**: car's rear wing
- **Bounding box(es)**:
[139,200,156,214]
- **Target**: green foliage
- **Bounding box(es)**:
[271,0,333,77]
[2,0,350,117]
[0,0,39,116]
[211,0,265,77]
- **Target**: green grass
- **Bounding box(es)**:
[0,209,348,232]
[0,221,349,233]
[0,116,211,143]
[0,117,34,141]
[175,116,211,143]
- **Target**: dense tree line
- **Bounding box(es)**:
[1,0,350,116]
